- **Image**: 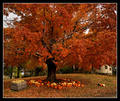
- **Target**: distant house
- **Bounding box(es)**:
[95,65,112,75]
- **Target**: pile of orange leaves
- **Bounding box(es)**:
[27,79,85,90]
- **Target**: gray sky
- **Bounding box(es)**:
[3,12,21,28]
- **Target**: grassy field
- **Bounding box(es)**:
[3,73,117,98]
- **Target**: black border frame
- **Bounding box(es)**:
[1,0,119,100]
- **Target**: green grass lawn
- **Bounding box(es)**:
[3,73,117,98]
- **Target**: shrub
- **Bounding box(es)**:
[4,66,12,76]
[39,70,47,76]
[57,66,74,74]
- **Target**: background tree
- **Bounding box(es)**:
[3,3,117,81]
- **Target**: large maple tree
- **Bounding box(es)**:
[3,3,117,81]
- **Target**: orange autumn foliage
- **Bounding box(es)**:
[4,3,117,71]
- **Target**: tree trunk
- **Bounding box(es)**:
[30,70,34,76]
[10,66,13,79]
[46,58,56,82]
[17,66,20,78]
[73,65,75,72]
